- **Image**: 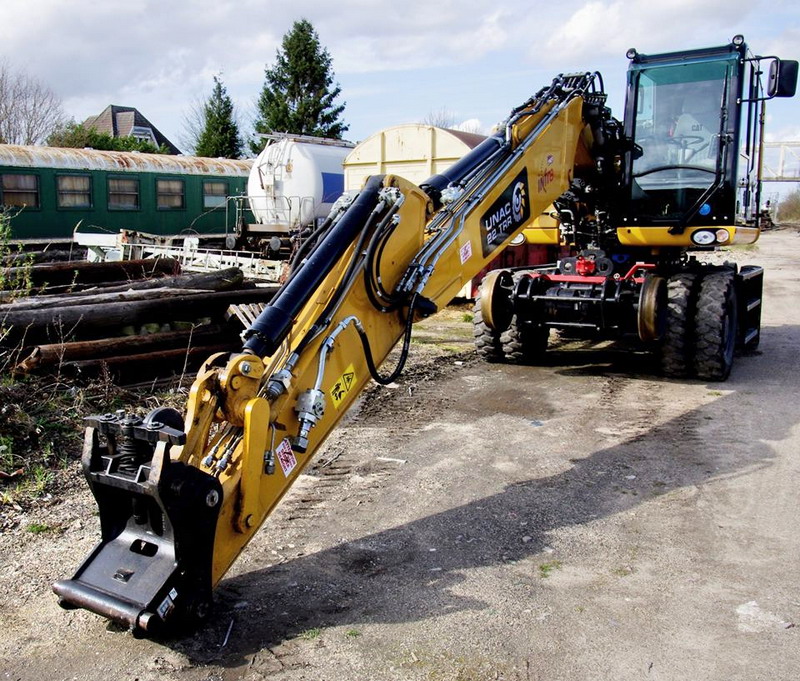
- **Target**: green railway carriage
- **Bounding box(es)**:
[0,145,252,243]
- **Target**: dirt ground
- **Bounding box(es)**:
[2,229,800,681]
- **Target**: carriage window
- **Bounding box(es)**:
[108,176,140,210]
[57,175,92,209]
[157,179,185,210]
[203,181,227,209]
[1,173,40,208]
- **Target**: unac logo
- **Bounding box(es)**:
[512,181,526,222]
[479,168,531,257]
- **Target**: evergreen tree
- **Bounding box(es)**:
[252,19,347,154]
[195,75,242,159]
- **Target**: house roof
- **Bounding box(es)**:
[83,105,182,155]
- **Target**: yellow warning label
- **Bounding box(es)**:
[330,364,356,408]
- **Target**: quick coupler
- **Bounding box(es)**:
[52,408,222,635]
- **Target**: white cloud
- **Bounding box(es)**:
[540,0,757,63]
[452,118,486,135]
[0,1,797,147]
[332,8,510,73]
[765,125,800,143]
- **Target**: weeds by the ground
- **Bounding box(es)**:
[0,371,193,509]
[0,207,34,298]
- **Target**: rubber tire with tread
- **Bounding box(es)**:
[660,272,698,378]
[693,270,738,382]
[473,295,505,362]
[500,318,549,364]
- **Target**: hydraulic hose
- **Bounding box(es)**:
[356,292,419,385]
[292,200,386,357]
[242,175,385,357]
[364,205,406,312]
[288,214,334,272]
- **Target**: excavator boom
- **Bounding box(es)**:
[53,73,609,633]
[54,36,798,630]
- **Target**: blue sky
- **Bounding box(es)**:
[1,0,798,160]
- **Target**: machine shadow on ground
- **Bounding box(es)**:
[533,321,797,383]
[167,381,789,668]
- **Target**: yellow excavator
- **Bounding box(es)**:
[53,36,796,634]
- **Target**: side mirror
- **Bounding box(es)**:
[767,59,798,98]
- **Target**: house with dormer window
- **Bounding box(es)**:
[83,105,181,155]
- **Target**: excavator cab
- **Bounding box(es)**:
[622,36,797,239]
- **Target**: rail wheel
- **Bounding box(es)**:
[693,270,738,382]
[660,272,699,377]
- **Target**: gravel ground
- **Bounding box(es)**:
[1,229,799,681]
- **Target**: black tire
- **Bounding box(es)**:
[660,272,699,377]
[500,317,549,364]
[693,270,738,382]
[473,295,505,362]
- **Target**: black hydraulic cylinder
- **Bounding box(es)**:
[420,132,505,207]
[243,175,385,358]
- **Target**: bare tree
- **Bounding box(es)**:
[178,94,207,156]
[0,61,66,145]
[422,107,457,129]
[421,108,484,135]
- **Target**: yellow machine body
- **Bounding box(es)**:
[54,38,797,633]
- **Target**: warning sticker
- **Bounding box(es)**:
[157,594,174,620]
[275,438,297,477]
[330,363,356,408]
[459,240,473,265]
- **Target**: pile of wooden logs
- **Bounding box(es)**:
[0,258,277,384]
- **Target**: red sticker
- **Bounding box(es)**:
[276,438,297,477]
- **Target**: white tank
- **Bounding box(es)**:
[247,135,353,234]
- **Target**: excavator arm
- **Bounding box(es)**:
[53,73,616,633]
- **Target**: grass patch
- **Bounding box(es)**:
[538,560,562,578]
[299,627,321,640]
[612,566,635,577]
[26,522,50,534]
[0,380,82,505]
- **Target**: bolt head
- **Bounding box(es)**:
[205,490,220,508]
[240,361,251,375]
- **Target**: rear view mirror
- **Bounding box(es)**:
[767,59,798,98]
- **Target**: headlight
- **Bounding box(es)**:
[715,229,730,243]
[691,230,716,246]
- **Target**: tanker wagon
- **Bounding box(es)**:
[233,134,354,255]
